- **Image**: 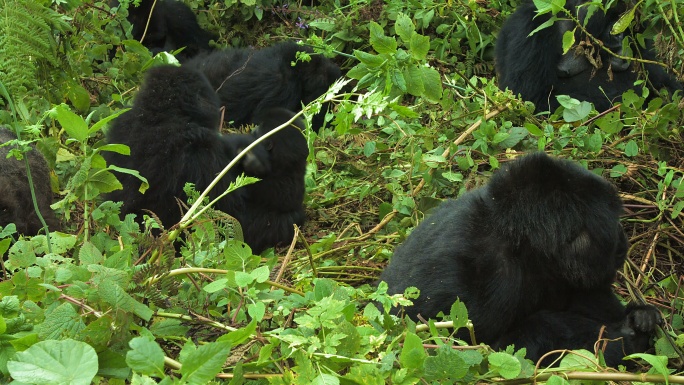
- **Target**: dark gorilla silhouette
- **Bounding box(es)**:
[496,0,682,112]
[185,41,341,132]
[113,0,216,61]
[238,108,308,254]
[104,67,309,253]
[379,153,661,367]
[104,65,245,230]
[0,128,59,235]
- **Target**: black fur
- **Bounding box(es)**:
[238,108,308,254]
[379,152,661,366]
[496,0,682,112]
[0,128,59,235]
[104,67,308,253]
[104,65,245,229]
[185,41,341,132]
[113,0,216,61]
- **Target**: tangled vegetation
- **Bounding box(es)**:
[1,0,684,383]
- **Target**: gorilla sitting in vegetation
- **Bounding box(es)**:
[186,41,341,132]
[238,108,309,254]
[113,0,215,61]
[0,128,59,235]
[496,0,682,112]
[104,65,246,231]
[105,66,309,253]
[379,152,661,367]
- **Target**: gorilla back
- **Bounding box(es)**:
[0,128,59,235]
[104,65,245,229]
[186,41,341,132]
[379,153,661,366]
[496,0,682,112]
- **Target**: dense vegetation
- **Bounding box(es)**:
[1,0,684,383]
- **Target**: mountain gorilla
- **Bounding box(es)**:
[185,41,341,132]
[238,108,308,254]
[113,0,216,61]
[104,65,246,231]
[0,128,59,235]
[104,66,308,253]
[378,153,661,367]
[496,0,682,112]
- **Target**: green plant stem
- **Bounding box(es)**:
[160,267,305,295]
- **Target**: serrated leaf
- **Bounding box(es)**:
[419,66,443,102]
[369,22,397,54]
[488,352,521,379]
[126,337,166,378]
[98,283,153,321]
[38,302,86,340]
[394,13,415,42]
[409,33,430,61]
[311,373,340,385]
[7,339,98,385]
[179,341,231,385]
[219,319,257,346]
[562,30,575,54]
[400,332,426,370]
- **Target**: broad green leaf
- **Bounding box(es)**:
[7,339,98,385]
[369,22,397,54]
[204,278,229,293]
[409,33,430,61]
[126,337,166,378]
[353,50,386,68]
[311,373,340,385]
[488,352,521,379]
[53,104,88,142]
[419,66,443,102]
[394,13,415,42]
[247,302,266,321]
[98,283,153,321]
[180,341,231,385]
[400,332,426,370]
[423,345,469,380]
[449,300,469,330]
[37,302,85,340]
[219,319,257,346]
[625,353,669,380]
[251,265,270,283]
[624,140,639,157]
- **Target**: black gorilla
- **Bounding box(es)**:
[185,41,341,132]
[104,65,245,230]
[113,0,215,61]
[379,153,661,367]
[496,0,682,112]
[238,108,308,254]
[104,66,308,253]
[0,128,59,235]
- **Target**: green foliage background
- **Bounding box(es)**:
[1,0,684,383]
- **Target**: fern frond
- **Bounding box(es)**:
[0,0,71,98]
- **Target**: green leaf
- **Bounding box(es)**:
[625,353,669,378]
[247,301,266,321]
[53,104,89,142]
[561,30,575,54]
[488,352,521,379]
[311,373,340,385]
[353,50,386,68]
[204,278,229,293]
[612,5,635,34]
[98,283,154,321]
[235,271,254,286]
[423,345,469,380]
[409,33,430,61]
[219,319,257,346]
[624,140,639,157]
[400,332,426,370]
[179,341,231,385]
[419,66,443,102]
[126,337,166,378]
[7,339,98,385]
[251,265,270,283]
[369,22,397,54]
[90,109,129,135]
[394,13,415,43]
[38,302,85,340]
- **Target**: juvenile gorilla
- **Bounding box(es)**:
[379,153,661,367]
[113,0,215,61]
[496,0,682,112]
[0,128,59,235]
[237,108,309,254]
[104,65,246,230]
[186,41,341,132]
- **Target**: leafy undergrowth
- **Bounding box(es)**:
[1,0,684,384]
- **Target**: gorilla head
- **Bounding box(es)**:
[0,128,59,235]
[496,0,682,112]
